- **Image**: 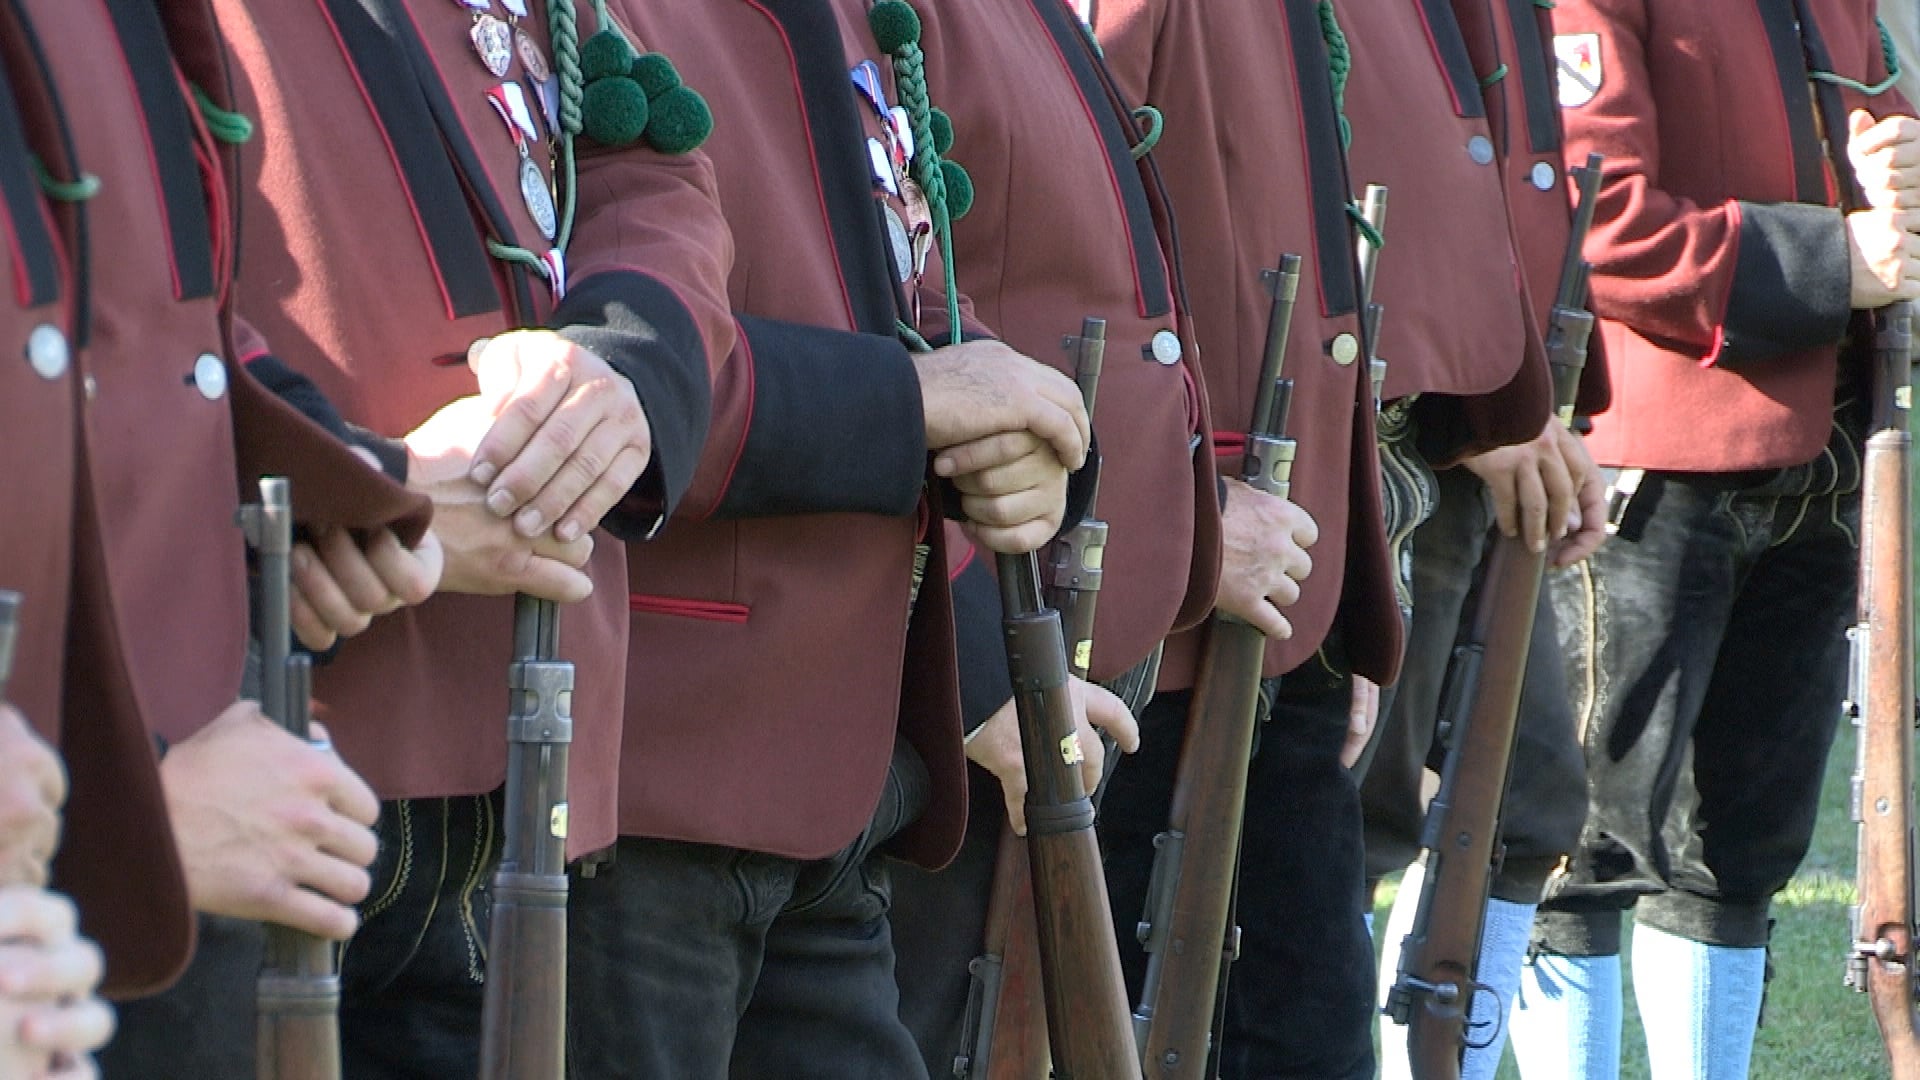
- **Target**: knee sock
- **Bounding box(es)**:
[1510,947,1621,1079]
[1459,898,1535,1080]
[1375,862,1423,1080]
[1630,922,1765,1080]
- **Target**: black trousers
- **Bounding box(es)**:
[100,793,502,1080]
[1535,465,1859,955]
[1356,465,1588,903]
[1100,666,1375,1080]
[566,740,929,1079]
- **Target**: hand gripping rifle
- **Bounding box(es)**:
[241,478,343,1080]
[1384,153,1604,1079]
[479,593,574,1080]
[994,324,1140,1077]
[1846,294,1920,1080]
[957,319,1108,1080]
[1133,255,1302,1080]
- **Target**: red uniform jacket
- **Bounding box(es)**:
[1095,0,1404,687]
[1556,0,1909,470]
[601,0,980,866]
[0,0,427,995]
[214,0,735,858]
[1345,0,1553,462]
[916,0,1221,721]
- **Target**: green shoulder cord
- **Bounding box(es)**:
[1809,17,1902,96]
[30,157,98,202]
[870,0,974,351]
[1316,1,1383,253]
[191,85,255,144]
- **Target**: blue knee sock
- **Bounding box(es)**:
[1510,946,1621,1079]
[1459,898,1535,1080]
[1630,922,1765,1080]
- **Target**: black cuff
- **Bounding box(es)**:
[553,270,713,538]
[343,424,409,484]
[717,315,928,519]
[950,555,1015,738]
[1717,201,1852,365]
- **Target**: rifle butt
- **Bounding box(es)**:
[1026,826,1138,1079]
[479,869,570,1080]
[1140,622,1265,1079]
[255,929,341,1080]
[975,827,1051,1080]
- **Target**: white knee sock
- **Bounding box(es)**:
[1630,922,1766,1080]
[1459,897,1536,1080]
[1510,945,1621,1079]
[1375,861,1424,1080]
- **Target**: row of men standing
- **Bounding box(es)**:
[1,0,1915,1078]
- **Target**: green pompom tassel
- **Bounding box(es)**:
[581,30,637,83]
[940,160,973,220]
[928,107,955,156]
[582,77,650,146]
[644,86,714,155]
[630,52,682,99]
[868,0,922,54]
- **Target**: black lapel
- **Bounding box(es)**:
[102,0,215,300]
[1417,0,1485,118]
[1755,0,1833,205]
[1502,0,1560,152]
[1282,0,1359,317]
[0,38,58,307]
[0,0,84,338]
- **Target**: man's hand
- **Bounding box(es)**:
[965,679,1139,836]
[936,432,1071,554]
[1849,110,1920,210]
[1462,418,1585,555]
[1214,479,1318,639]
[919,341,1090,470]
[0,888,112,1080]
[1845,205,1920,309]
[160,703,379,941]
[1549,426,1608,568]
[0,710,63,889]
[466,331,652,544]
[1342,676,1379,769]
[405,396,595,603]
[289,526,444,652]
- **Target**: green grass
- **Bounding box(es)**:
[1371,683,1893,1078]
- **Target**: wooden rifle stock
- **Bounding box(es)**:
[480,594,573,1080]
[959,319,1108,1079]
[242,478,343,1080]
[1134,256,1302,1079]
[1847,298,1920,1079]
[1386,154,1604,1079]
[997,552,1136,1073]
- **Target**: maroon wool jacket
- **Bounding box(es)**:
[213,0,735,859]
[1556,0,1909,470]
[1094,0,1404,687]
[0,0,428,996]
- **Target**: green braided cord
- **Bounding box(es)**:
[896,320,932,352]
[1347,204,1383,252]
[1533,0,1554,8]
[191,85,253,144]
[890,41,962,344]
[1317,0,1352,149]
[1810,18,1901,95]
[1130,105,1163,159]
[1478,62,1509,89]
[487,237,551,277]
[29,157,98,202]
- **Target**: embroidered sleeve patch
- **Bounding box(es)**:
[1556,33,1603,107]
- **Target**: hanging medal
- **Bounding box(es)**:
[453,0,515,77]
[502,0,552,83]
[487,82,558,241]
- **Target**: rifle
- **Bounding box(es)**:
[1846,296,1920,1080]
[1383,153,1604,1079]
[241,477,343,1080]
[1133,255,1302,1079]
[956,318,1108,1080]
[0,591,16,700]
[995,331,1139,1074]
[479,593,574,1079]
[1356,185,1390,412]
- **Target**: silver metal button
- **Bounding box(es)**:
[192,352,227,401]
[1331,333,1360,366]
[1148,329,1182,365]
[1531,161,1557,191]
[1467,135,1495,165]
[25,324,67,380]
